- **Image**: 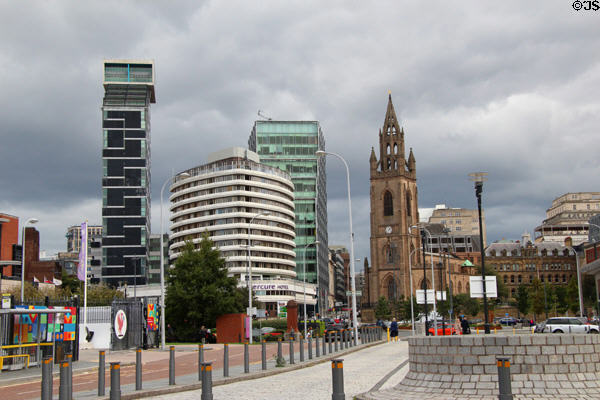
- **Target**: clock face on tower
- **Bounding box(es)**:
[385,226,392,234]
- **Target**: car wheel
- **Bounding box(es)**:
[553,329,563,333]
[590,329,599,334]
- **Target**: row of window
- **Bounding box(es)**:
[503,274,569,284]
[257,135,318,145]
[173,185,292,203]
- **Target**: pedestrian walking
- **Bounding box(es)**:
[199,325,208,344]
[390,318,399,341]
[459,316,470,335]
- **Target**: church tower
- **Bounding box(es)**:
[364,94,420,315]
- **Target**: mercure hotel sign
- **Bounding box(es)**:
[253,284,290,290]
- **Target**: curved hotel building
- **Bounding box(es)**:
[169,147,316,315]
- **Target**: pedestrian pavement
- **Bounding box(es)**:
[147,340,410,400]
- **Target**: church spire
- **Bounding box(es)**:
[379,94,405,171]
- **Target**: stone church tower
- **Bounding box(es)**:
[364,95,420,315]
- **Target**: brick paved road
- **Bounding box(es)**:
[148,341,409,400]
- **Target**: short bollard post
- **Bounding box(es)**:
[497,356,513,400]
[353,329,357,347]
[308,337,313,359]
[169,345,176,385]
[98,350,106,396]
[334,331,339,352]
[331,359,345,400]
[345,330,349,348]
[136,347,142,390]
[244,342,250,373]
[109,362,121,400]
[289,340,295,364]
[66,353,72,400]
[223,343,229,377]
[322,333,326,355]
[261,341,267,370]
[328,332,333,353]
[277,339,283,363]
[198,344,204,381]
[201,362,213,400]
[41,356,53,400]
[59,360,69,400]
[316,335,320,357]
[299,337,305,362]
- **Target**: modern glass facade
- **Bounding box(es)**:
[249,121,329,313]
[148,233,168,284]
[101,60,155,287]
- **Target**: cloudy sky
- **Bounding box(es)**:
[1,1,599,267]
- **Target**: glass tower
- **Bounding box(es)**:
[101,60,155,287]
[249,121,329,314]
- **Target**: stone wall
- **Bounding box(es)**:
[400,334,600,396]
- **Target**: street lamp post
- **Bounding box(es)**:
[160,172,190,350]
[564,239,584,317]
[247,211,270,344]
[20,218,38,303]
[303,241,320,337]
[469,172,490,334]
[420,230,429,335]
[420,227,437,336]
[444,228,454,324]
[315,150,358,341]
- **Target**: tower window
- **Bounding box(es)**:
[383,191,393,216]
[406,192,412,217]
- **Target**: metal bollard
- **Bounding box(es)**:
[109,362,121,400]
[497,356,513,400]
[328,332,333,353]
[353,329,357,347]
[66,353,72,400]
[277,339,283,363]
[223,343,229,377]
[261,341,267,370]
[198,344,204,381]
[98,350,106,396]
[331,359,345,400]
[299,337,304,362]
[315,335,320,357]
[59,360,69,400]
[169,345,176,385]
[41,356,53,400]
[308,337,313,359]
[345,330,349,348]
[322,333,327,355]
[136,347,142,390]
[201,362,213,400]
[244,342,250,373]
[289,340,295,364]
[334,331,339,352]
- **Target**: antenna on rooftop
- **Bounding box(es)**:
[257,110,272,121]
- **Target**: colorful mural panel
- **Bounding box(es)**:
[12,305,77,344]
[147,303,158,331]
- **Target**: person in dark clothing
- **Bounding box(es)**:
[199,325,208,344]
[459,316,470,335]
[390,318,399,341]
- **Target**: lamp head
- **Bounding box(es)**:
[315,150,326,157]
[27,218,39,224]
[178,172,191,178]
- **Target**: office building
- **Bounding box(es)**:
[169,147,316,316]
[101,60,155,286]
[535,192,600,245]
[148,233,168,284]
[428,204,486,246]
[249,120,328,313]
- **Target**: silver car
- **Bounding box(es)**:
[537,317,599,334]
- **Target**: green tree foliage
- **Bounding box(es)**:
[8,278,123,305]
[166,236,247,341]
[566,276,580,315]
[530,278,546,319]
[374,296,391,320]
[453,293,480,317]
[554,285,568,315]
[515,284,530,316]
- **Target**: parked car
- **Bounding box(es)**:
[499,317,518,326]
[427,320,458,336]
[535,317,599,334]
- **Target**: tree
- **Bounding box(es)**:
[453,293,480,317]
[554,285,568,315]
[566,276,580,315]
[515,284,530,317]
[374,296,391,320]
[530,278,546,319]
[166,236,247,341]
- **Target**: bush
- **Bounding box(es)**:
[253,318,287,330]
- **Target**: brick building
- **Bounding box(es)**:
[0,213,19,277]
[23,227,60,282]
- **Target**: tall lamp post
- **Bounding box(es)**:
[420,226,437,336]
[247,211,271,344]
[20,218,38,303]
[469,172,490,334]
[420,230,429,335]
[444,228,455,325]
[303,241,320,336]
[407,225,420,336]
[315,150,358,341]
[160,172,190,350]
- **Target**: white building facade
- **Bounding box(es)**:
[168,147,316,316]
